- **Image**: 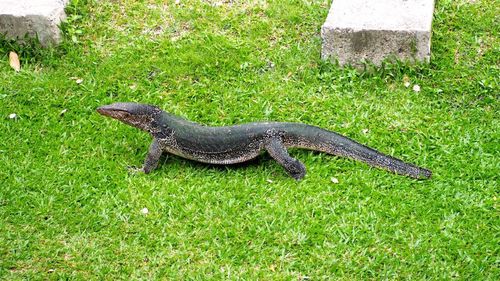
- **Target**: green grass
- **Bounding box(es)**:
[0,0,498,279]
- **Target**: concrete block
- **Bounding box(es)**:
[0,0,69,46]
[321,0,435,67]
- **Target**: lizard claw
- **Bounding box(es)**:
[127,166,144,174]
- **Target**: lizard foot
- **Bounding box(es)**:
[287,160,306,180]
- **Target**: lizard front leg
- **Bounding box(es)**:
[142,138,163,174]
[265,137,306,180]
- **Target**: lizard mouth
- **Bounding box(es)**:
[97,106,129,119]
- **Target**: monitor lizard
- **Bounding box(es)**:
[97,102,432,180]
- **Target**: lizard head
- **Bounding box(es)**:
[97,102,162,132]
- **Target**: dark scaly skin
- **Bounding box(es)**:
[97,102,432,180]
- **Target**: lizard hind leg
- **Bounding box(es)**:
[264,136,306,180]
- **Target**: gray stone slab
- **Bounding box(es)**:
[321,0,435,67]
[0,0,69,46]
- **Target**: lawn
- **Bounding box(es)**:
[0,0,498,279]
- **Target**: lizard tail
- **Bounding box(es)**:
[287,124,432,179]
